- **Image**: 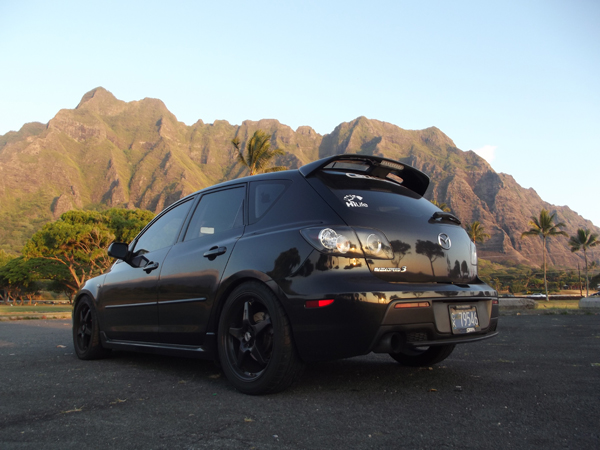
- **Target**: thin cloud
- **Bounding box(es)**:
[473,145,497,165]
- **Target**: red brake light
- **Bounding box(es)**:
[305,299,335,309]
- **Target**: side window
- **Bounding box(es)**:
[134,200,193,253]
[184,187,245,242]
[249,180,291,224]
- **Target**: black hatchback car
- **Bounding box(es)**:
[73,154,498,394]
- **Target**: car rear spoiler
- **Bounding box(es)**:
[299,154,430,196]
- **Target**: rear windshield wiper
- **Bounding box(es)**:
[430,211,462,225]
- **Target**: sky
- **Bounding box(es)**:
[1,0,599,226]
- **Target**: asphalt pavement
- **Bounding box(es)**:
[0,315,599,449]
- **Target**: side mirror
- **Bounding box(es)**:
[130,254,150,269]
[107,242,129,260]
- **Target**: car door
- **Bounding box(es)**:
[99,198,194,342]
[157,186,246,345]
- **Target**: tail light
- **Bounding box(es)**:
[300,226,393,259]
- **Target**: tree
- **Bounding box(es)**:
[0,251,18,304]
[390,240,411,268]
[490,277,502,292]
[103,208,156,243]
[568,228,599,297]
[465,221,491,244]
[26,257,78,301]
[22,208,154,298]
[0,257,40,304]
[520,209,567,301]
[0,249,13,267]
[431,200,451,212]
[232,130,286,175]
[416,239,445,278]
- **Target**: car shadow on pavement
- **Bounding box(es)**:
[98,349,470,395]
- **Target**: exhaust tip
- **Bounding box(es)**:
[373,332,404,353]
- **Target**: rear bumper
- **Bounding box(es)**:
[370,319,499,353]
[289,290,499,362]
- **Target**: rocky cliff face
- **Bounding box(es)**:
[0,87,596,269]
[313,117,597,267]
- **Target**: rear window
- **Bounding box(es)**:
[314,171,439,219]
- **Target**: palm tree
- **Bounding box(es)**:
[520,209,568,301]
[431,200,451,212]
[465,221,490,244]
[232,130,286,175]
[568,228,599,297]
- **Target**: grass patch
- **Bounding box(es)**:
[534,300,580,310]
[0,304,72,316]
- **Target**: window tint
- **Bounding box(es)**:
[184,187,245,241]
[249,180,290,224]
[315,172,438,219]
[135,200,193,253]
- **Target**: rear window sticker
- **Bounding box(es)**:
[344,195,368,208]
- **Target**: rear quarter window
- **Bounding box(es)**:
[249,180,292,224]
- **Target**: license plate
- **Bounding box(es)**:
[449,306,480,334]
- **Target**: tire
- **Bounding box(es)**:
[217,282,304,395]
[73,296,111,360]
[389,344,455,367]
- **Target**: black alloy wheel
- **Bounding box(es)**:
[218,282,303,395]
[389,344,455,367]
[73,296,110,360]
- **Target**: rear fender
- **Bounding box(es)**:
[206,270,289,336]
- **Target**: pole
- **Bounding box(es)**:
[578,262,582,297]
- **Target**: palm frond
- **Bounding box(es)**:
[233,129,287,175]
[263,166,288,173]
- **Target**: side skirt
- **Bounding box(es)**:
[100,332,217,360]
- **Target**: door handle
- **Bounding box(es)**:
[203,246,227,258]
[143,261,159,273]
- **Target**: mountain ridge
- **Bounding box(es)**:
[0,87,596,269]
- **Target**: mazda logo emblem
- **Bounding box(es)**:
[438,233,451,250]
